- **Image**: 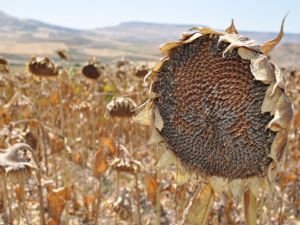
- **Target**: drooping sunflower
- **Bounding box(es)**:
[135,19,292,224]
[81,59,102,80]
[27,57,60,77]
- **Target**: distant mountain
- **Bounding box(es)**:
[0,10,299,69]
[0,10,78,33]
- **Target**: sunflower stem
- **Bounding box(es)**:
[244,189,257,225]
[180,183,214,225]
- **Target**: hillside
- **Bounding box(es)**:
[0,10,299,69]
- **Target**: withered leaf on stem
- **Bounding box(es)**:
[180,184,214,225]
[145,175,158,204]
[93,148,108,177]
[100,137,118,156]
[47,186,72,224]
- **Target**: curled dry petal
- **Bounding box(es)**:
[133,102,153,126]
[267,95,292,131]
[160,41,183,56]
[238,47,258,60]
[208,176,228,195]
[261,83,282,114]
[270,61,285,92]
[261,15,287,55]
[225,19,238,34]
[176,162,191,186]
[154,106,164,131]
[250,54,275,84]
[147,126,164,145]
[218,34,260,55]
[229,179,245,202]
[247,177,261,197]
[190,27,223,36]
[156,149,176,169]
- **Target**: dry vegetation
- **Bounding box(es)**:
[0,47,299,225]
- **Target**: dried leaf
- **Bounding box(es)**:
[180,184,214,225]
[261,15,286,55]
[50,135,65,154]
[145,175,158,203]
[84,194,96,210]
[133,102,153,126]
[71,152,83,166]
[47,186,72,224]
[15,185,25,202]
[278,171,297,189]
[93,149,108,177]
[100,137,118,156]
[50,91,60,105]
[294,111,300,128]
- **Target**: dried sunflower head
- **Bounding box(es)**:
[135,19,292,222]
[56,49,68,61]
[134,64,149,78]
[27,57,60,77]
[0,57,9,73]
[106,97,137,118]
[81,59,102,80]
[0,143,38,177]
[116,57,131,68]
[0,57,8,66]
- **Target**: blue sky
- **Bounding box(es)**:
[0,0,299,33]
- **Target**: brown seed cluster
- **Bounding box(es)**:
[28,57,60,77]
[153,35,275,179]
[81,61,101,80]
